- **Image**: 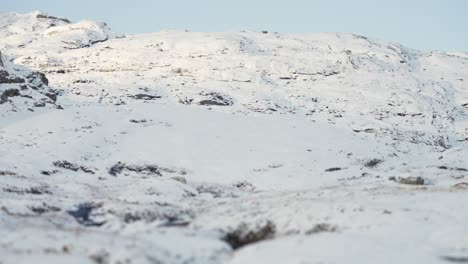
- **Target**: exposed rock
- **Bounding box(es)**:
[223,221,276,250]
[0,88,20,104]
[44,92,57,102]
[364,159,384,168]
[440,256,468,263]
[0,70,25,84]
[198,92,233,106]
[325,167,343,172]
[438,166,468,172]
[40,170,60,176]
[108,162,184,177]
[452,182,468,189]
[36,13,71,24]
[0,170,17,176]
[3,185,51,195]
[390,176,425,185]
[171,176,187,184]
[52,160,95,174]
[129,119,148,123]
[129,94,161,100]
[29,203,61,214]
[305,223,338,235]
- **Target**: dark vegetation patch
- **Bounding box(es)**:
[67,202,105,227]
[223,221,276,250]
[53,160,95,174]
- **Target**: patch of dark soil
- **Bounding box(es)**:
[67,202,105,227]
[223,221,276,250]
[53,160,95,174]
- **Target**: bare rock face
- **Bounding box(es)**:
[0,69,25,84]
[0,51,60,111]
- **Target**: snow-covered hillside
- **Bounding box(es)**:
[1,11,467,264]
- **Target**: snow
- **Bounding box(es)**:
[0,11,468,264]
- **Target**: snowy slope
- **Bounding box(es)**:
[0,11,468,264]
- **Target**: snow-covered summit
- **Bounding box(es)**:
[0,11,122,52]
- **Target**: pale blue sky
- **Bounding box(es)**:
[1,0,467,52]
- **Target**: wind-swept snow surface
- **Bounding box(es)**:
[1,11,468,264]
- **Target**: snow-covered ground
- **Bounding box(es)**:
[1,11,468,264]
